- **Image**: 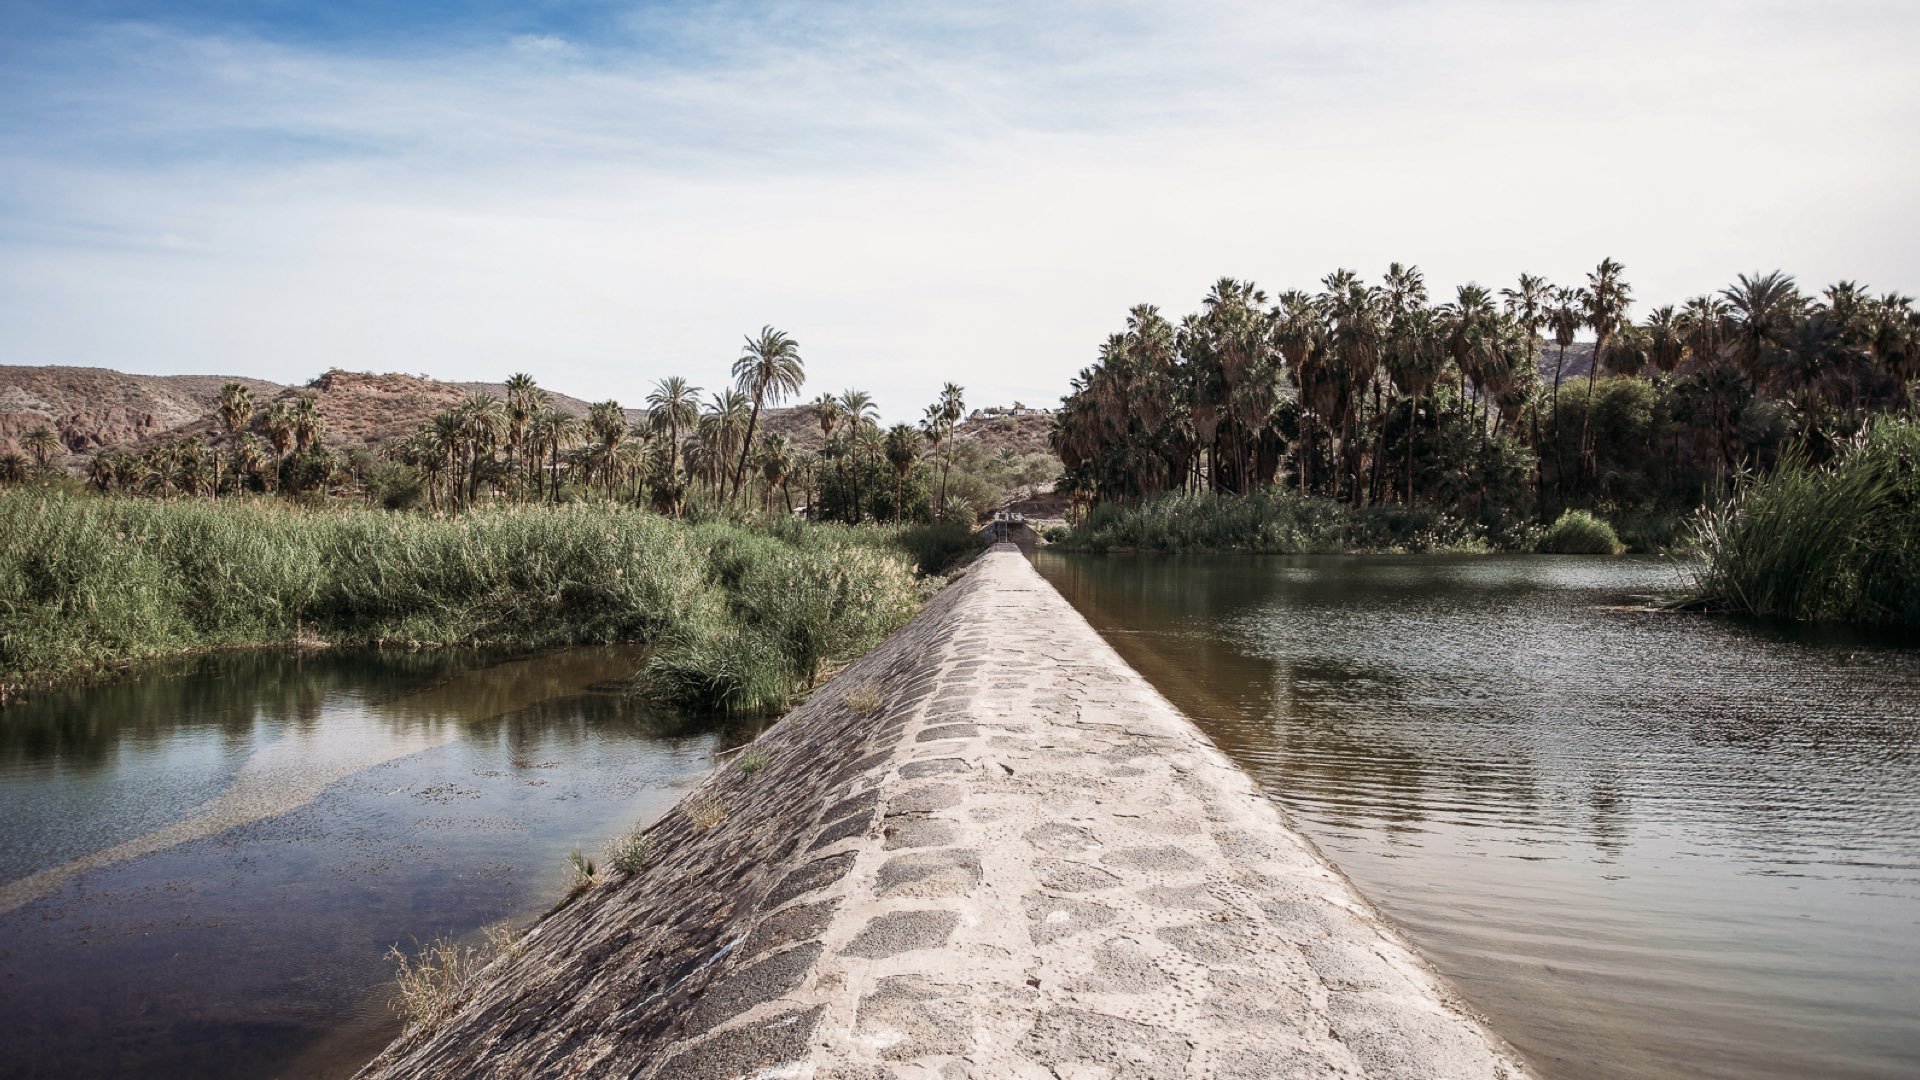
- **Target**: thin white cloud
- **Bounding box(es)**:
[2,1,1917,417]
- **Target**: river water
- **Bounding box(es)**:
[1035,551,1920,1080]
[0,647,751,1080]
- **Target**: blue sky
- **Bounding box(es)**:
[3,1,1918,418]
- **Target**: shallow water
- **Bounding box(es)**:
[0,647,753,1080]
[1036,551,1920,1080]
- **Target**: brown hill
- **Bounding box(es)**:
[0,363,1065,482]
[0,366,284,462]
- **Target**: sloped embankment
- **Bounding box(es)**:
[358,546,1534,1079]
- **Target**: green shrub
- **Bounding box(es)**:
[1536,510,1623,554]
[1692,419,1920,626]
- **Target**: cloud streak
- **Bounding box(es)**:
[3,1,1918,416]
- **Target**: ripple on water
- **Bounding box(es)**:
[1037,551,1920,1080]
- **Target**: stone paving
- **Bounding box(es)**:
[359,546,1535,1079]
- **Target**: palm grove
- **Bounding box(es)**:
[36,328,976,525]
[1050,261,1920,548]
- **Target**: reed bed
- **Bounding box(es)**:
[1062,488,1489,554]
[1692,419,1920,627]
[0,492,952,708]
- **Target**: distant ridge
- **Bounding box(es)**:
[0,364,1056,468]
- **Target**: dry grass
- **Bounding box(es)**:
[845,686,883,714]
[387,922,523,1032]
[687,793,728,831]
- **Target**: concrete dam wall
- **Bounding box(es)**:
[358,546,1535,1079]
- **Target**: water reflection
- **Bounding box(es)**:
[0,647,752,1080]
[1037,551,1920,1080]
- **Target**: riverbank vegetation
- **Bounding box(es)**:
[0,325,1006,703]
[0,491,973,708]
[1052,264,1918,554]
[1691,419,1920,627]
[1067,489,1489,554]
[38,329,996,528]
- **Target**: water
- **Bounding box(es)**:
[1036,551,1920,1080]
[0,647,753,1080]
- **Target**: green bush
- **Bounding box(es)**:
[1692,419,1920,626]
[1536,510,1624,554]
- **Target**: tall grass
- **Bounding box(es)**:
[1692,419,1920,627]
[1062,489,1488,554]
[0,492,935,706]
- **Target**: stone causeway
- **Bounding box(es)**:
[358,545,1534,1079]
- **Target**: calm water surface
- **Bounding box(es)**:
[1037,552,1920,1080]
[0,647,753,1080]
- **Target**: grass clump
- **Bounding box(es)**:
[687,793,728,831]
[844,686,883,714]
[604,828,652,875]
[1536,510,1624,555]
[736,746,771,775]
[1691,419,1920,627]
[564,846,598,890]
[387,922,522,1033]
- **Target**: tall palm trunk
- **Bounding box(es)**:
[1579,332,1607,476]
[730,401,762,505]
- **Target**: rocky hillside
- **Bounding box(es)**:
[0,366,283,460]
[0,363,1063,477]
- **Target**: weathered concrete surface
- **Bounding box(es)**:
[358,546,1536,1079]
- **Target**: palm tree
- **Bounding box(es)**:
[534,407,581,502]
[262,402,296,491]
[457,395,508,505]
[21,426,60,472]
[290,395,325,454]
[586,401,627,501]
[1869,293,1919,407]
[729,327,805,505]
[1722,270,1804,390]
[838,389,879,521]
[646,376,700,513]
[1642,306,1686,376]
[229,433,263,493]
[1578,258,1632,468]
[793,450,822,515]
[2,453,31,485]
[85,452,115,491]
[216,382,254,495]
[503,373,541,495]
[883,423,922,521]
[926,382,965,516]
[757,433,795,513]
[1383,305,1445,502]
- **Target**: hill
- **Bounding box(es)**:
[0,366,283,461]
[0,364,1055,471]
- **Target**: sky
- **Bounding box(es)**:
[3,1,1918,420]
